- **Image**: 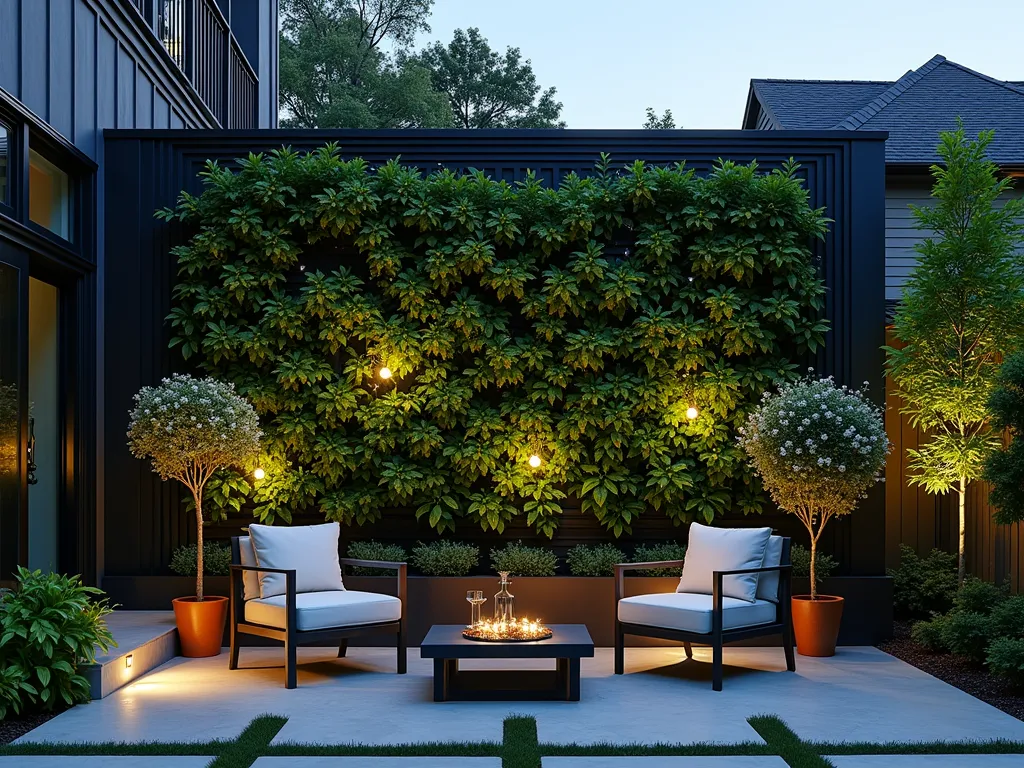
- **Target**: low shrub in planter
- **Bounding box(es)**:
[987,637,1024,688]
[169,542,232,577]
[411,541,479,576]
[0,567,115,718]
[346,541,408,575]
[566,543,626,577]
[888,545,958,619]
[791,543,837,593]
[630,543,687,576]
[490,541,558,577]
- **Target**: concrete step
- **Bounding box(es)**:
[80,610,178,699]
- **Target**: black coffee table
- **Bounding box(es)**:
[419,624,595,702]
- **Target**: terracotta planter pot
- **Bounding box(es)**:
[172,596,228,657]
[791,595,844,657]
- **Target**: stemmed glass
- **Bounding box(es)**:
[466,590,486,627]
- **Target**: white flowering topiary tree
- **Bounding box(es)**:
[128,374,261,600]
[738,374,889,597]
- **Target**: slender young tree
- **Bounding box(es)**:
[886,121,1024,584]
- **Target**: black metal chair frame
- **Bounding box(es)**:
[614,536,795,691]
[228,536,407,689]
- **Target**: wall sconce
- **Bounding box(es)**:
[379,366,393,380]
[253,467,266,481]
[125,654,134,669]
[528,454,542,469]
[685,406,700,421]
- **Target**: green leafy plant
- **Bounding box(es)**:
[566,543,626,576]
[911,614,949,652]
[0,567,115,718]
[990,595,1024,639]
[952,576,1007,615]
[888,545,958,619]
[985,353,1024,525]
[790,543,837,592]
[987,637,1024,687]
[886,122,1024,584]
[127,374,262,600]
[630,542,687,576]
[739,375,888,598]
[410,540,479,576]
[169,542,233,577]
[346,541,408,575]
[941,610,993,663]
[490,541,558,576]
[161,146,830,538]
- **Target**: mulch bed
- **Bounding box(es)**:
[879,619,1024,723]
[0,710,58,746]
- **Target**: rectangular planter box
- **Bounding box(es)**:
[101,573,892,648]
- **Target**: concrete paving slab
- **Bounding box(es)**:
[16,646,1024,747]
[543,758,789,767]
[0,758,214,767]
[828,757,1024,767]
[254,759,501,767]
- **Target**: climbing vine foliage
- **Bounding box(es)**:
[160,145,829,537]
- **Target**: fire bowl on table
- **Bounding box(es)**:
[462,617,553,642]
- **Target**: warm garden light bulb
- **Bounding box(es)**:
[529,454,542,468]
[253,467,266,480]
[379,366,392,380]
[686,406,700,421]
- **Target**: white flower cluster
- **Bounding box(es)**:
[737,372,889,517]
[127,374,262,483]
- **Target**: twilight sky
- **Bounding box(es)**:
[415,0,1024,129]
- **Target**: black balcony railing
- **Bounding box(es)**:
[132,0,258,129]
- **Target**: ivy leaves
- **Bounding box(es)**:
[166,144,829,536]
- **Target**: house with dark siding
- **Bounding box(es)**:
[744,54,1024,589]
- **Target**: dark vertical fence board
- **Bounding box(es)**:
[102,128,887,576]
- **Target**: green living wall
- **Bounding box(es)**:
[161,146,829,537]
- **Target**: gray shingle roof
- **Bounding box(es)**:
[748,55,1024,165]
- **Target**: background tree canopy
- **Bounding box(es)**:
[280,1,564,129]
[160,147,829,537]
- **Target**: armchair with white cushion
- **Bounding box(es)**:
[228,522,406,689]
[615,523,794,691]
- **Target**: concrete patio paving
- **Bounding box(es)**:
[15,645,1024,748]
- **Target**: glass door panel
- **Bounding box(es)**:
[0,248,27,582]
[27,277,59,572]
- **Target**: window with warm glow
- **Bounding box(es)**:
[29,148,71,241]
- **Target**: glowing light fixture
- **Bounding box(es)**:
[379,366,393,380]
[125,654,134,669]
[253,467,266,481]
[528,454,542,468]
[686,406,700,421]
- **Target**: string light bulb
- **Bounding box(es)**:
[528,454,542,468]
[379,366,392,380]
[686,406,700,421]
[253,467,266,481]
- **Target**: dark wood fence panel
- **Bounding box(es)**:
[884,328,1024,592]
[102,129,887,576]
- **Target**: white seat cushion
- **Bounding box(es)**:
[245,590,401,632]
[678,523,772,602]
[618,592,777,634]
[755,535,785,603]
[248,522,345,598]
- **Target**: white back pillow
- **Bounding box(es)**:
[678,523,772,603]
[755,535,785,603]
[248,522,345,598]
[238,536,261,602]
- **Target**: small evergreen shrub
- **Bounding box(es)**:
[991,595,1024,639]
[169,542,232,577]
[952,577,1007,616]
[566,544,626,577]
[911,615,949,652]
[888,545,958,619]
[941,611,993,663]
[0,567,115,718]
[410,540,479,576]
[987,637,1024,688]
[791,544,837,592]
[346,541,407,576]
[490,541,558,577]
[631,543,687,576]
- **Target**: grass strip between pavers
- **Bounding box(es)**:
[4,711,1024,766]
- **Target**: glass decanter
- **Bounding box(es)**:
[494,571,515,623]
